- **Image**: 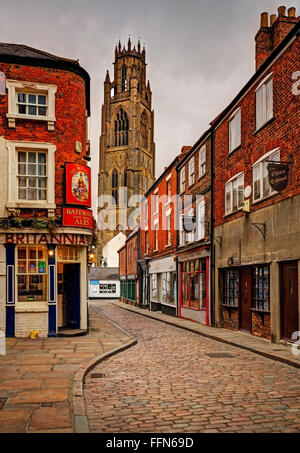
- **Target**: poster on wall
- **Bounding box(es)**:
[65,163,91,207]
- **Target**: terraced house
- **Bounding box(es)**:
[0,42,92,338]
[212,7,300,343]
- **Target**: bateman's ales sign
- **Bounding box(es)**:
[267,162,289,192]
[63,207,93,229]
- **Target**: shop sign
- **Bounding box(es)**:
[5,233,88,245]
[65,163,91,207]
[63,207,93,229]
[267,162,289,192]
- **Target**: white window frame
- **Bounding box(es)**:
[165,208,172,247]
[229,108,241,153]
[186,208,195,243]
[6,79,57,130]
[255,73,273,131]
[153,218,159,251]
[225,172,244,215]
[197,199,205,240]
[252,148,280,203]
[179,213,185,246]
[199,145,206,178]
[153,188,159,215]
[180,167,185,194]
[188,157,195,187]
[6,140,56,212]
[151,273,157,299]
[166,174,171,204]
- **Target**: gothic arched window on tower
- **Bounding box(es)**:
[124,171,128,187]
[121,65,127,92]
[114,108,129,147]
[141,110,148,150]
[112,169,118,204]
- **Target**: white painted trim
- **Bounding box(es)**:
[165,208,172,217]
[226,171,244,184]
[252,147,280,167]
[255,72,273,92]
[6,140,56,212]
[166,174,171,182]
[228,106,241,121]
[6,79,57,130]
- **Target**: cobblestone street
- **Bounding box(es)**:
[84,302,300,433]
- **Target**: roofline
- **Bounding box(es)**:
[144,154,180,198]
[176,128,211,170]
[0,53,91,116]
[210,20,300,130]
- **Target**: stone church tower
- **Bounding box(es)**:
[97,39,155,265]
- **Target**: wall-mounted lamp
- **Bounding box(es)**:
[48,249,55,257]
[88,251,95,265]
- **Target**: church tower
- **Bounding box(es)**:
[97,39,155,265]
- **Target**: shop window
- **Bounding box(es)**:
[253,149,279,202]
[225,173,244,215]
[256,74,273,131]
[223,268,239,307]
[17,246,47,302]
[57,246,79,261]
[162,272,176,305]
[229,108,241,153]
[151,274,157,299]
[182,259,206,309]
[252,265,270,312]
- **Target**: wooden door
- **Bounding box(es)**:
[240,267,252,332]
[281,261,299,340]
[63,263,80,329]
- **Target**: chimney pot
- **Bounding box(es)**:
[261,12,269,27]
[270,14,277,26]
[278,6,286,17]
[288,7,296,17]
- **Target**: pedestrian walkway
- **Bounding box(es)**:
[110,301,300,369]
[0,305,133,433]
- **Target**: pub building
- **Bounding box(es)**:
[0,41,92,337]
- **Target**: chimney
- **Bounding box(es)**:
[255,6,298,71]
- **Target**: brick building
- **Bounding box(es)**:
[212,7,300,342]
[0,43,92,337]
[176,132,212,325]
[118,228,140,305]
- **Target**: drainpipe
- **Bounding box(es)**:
[210,127,215,327]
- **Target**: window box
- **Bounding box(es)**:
[6,79,57,130]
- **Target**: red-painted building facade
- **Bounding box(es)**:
[0,43,91,337]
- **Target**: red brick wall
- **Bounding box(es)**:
[251,312,271,340]
[213,36,300,228]
[222,307,239,331]
[126,234,137,276]
[0,62,88,217]
[119,247,126,276]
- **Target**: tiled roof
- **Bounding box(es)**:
[0,42,78,63]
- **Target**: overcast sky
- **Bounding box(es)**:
[0,0,298,212]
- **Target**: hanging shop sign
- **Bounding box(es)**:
[63,207,93,229]
[182,216,196,233]
[65,163,91,207]
[267,163,289,192]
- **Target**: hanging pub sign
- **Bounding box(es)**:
[267,162,290,192]
[65,163,91,207]
[63,207,93,229]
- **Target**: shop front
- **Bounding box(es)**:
[149,256,177,316]
[178,247,210,325]
[2,231,90,338]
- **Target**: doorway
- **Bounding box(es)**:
[57,263,80,329]
[240,267,252,332]
[281,261,299,341]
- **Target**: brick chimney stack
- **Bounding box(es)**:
[255,6,299,71]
